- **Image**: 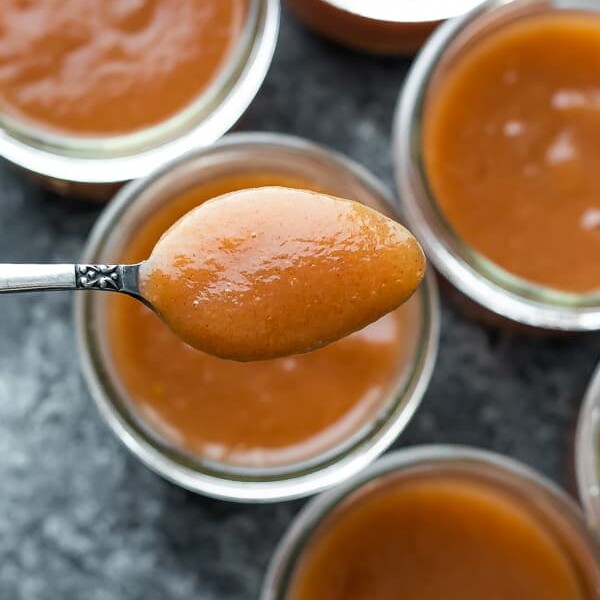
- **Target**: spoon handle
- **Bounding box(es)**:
[0,263,141,296]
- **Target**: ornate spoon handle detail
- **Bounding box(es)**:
[0,263,141,298]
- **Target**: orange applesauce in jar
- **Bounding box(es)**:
[108,173,418,468]
[424,13,600,294]
[0,0,248,136]
[287,475,588,600]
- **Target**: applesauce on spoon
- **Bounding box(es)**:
[0,185,425,361]
[139,186,425,360]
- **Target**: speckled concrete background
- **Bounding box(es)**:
[0,8,599,600]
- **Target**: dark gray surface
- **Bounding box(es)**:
[0,8,599,600]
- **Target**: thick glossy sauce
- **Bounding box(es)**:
[0,0,247,136]
[287,475,587,600]
[140,187,424,361]
[424,13,600,293]
[108,174,419,468]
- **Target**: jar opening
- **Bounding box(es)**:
[263,448,600,599]
[395,0,600,329]
[419,3,600,305]
[77,134,439,500]
[0,0,260,158]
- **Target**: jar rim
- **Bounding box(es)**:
[576,363,600,531]
[261,445,600,600]
[75,132,441,502]
[0,0,279,185]
[393,0,600,330]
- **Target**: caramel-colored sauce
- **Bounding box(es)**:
[0,0,247,136]
[108,174,418,467]
[140,187,424,361]
[424,13,600,293]
[287,475,587,600]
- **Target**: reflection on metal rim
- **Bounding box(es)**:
[324,0,484,23]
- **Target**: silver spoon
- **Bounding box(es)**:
[0,263,144,301]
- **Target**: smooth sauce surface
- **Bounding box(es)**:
[424,13,600,293]
[109,174,418,467]
[0,0,247,135]
[287,475,587,600]
[140,186,425,361]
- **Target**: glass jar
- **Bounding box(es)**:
[393,0,600,331]
[285,0,484,55]
[262,446,600,599]
[576,364,600,531]
[0,0,279,200]
[76,132,440,502]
